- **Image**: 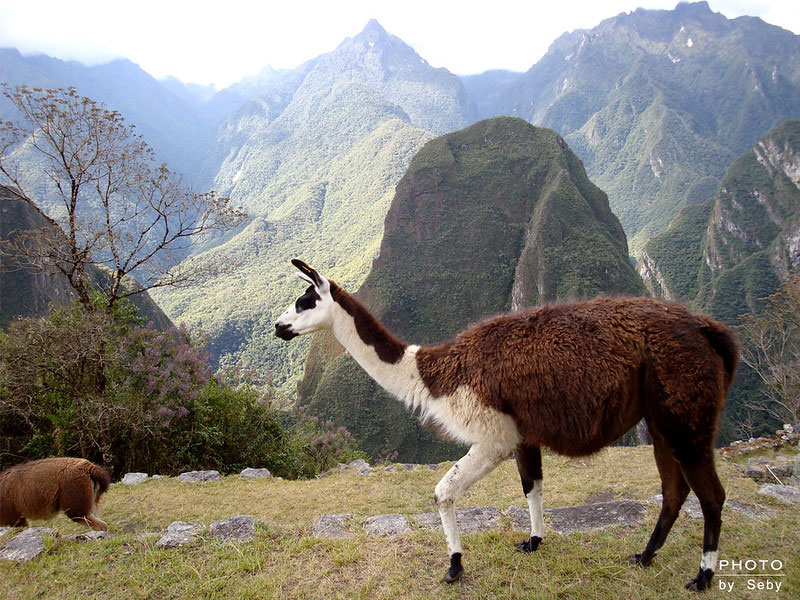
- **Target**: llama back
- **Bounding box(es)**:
[420,296,732,455]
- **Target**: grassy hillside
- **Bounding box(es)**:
[152,119,433,389]
[2,446,797,599]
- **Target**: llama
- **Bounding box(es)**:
[0,457,111,531]
[275,259,738,591]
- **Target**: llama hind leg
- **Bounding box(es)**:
[435,443,508,583]
[631,429,689,567]
[679,451,725,591]
[514,444,544,552]
[60,475,107,531]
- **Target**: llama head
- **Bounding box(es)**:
[275,259,334,340]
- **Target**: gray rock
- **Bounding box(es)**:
[726,500,776,520]
[0,527,12,538]
[413,506,501,533]
[209,515,256,541]
[363,514,410,537]
[545,500,648,534]
[349,459,372,476]
[0,528,57,562]
[178,470,220,483]
[681,496,704,519]
[313,514,352,539]
[156,521,205,548]
[647,494,702,519]
[649,494,778,520]
[759,483,800,505]
[240,468,271,479]
[507,505,533,532]
[744,456,796,484]
[121,472,149,485]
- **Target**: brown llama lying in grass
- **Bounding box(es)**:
[0,457,111,531]
[275,259,738,591]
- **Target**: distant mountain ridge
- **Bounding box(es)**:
[150,20,484,388]
[297,117,645,461]
[495,1,800,253]
[205,19,477,216]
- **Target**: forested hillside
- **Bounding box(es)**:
[639,120,800,322]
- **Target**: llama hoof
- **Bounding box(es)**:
[685,568,714,592]
[444,552,463,584]
[515,536,542,553]
[628,552,655,567]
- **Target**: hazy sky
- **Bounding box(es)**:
[0,1,798,88]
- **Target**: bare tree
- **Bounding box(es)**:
[736,272,800,426]
[0,85,246,313]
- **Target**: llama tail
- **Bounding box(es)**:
[88,463,111,495]
[700,319,740,391]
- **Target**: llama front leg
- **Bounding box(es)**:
[435,443,508,583]
[514,444,544,552]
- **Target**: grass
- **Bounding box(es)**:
[2,446,798,599]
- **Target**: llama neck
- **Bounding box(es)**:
[328,289,426,405]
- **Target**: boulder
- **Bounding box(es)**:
[240,468,271,479]
[759,483,800,505]
[156,521,205,548]
[313,514,352,539]
[412,506,501,533]
[209,515,256,541]
[363,514,410,537]
[121,472,149,485]
[178,470,220,483]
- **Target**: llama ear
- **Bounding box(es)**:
[292,259,329,292]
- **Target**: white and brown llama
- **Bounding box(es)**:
[275,259,738,591]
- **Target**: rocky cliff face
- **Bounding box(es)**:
[299,117,645,462]
[640,120,800,323]
[1,187,173,330]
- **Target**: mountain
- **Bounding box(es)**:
[639,119,800,323]
[494,1,800,254]
[151,20,484,387]
[637,119,800,441]
[461,70,524,119]
[0,48,210,176]
[1,186,172,330]
[296,117,646,462]
[204,19,478,216]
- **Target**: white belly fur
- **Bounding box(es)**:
[421,384,521,454]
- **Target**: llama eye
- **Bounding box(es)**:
[295,288,320,312]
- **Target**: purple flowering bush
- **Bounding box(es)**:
[0,295,362,478]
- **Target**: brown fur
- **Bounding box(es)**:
[416,296,738,457]
[0,457,110,530]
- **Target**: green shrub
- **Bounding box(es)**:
[0,294,361,478]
